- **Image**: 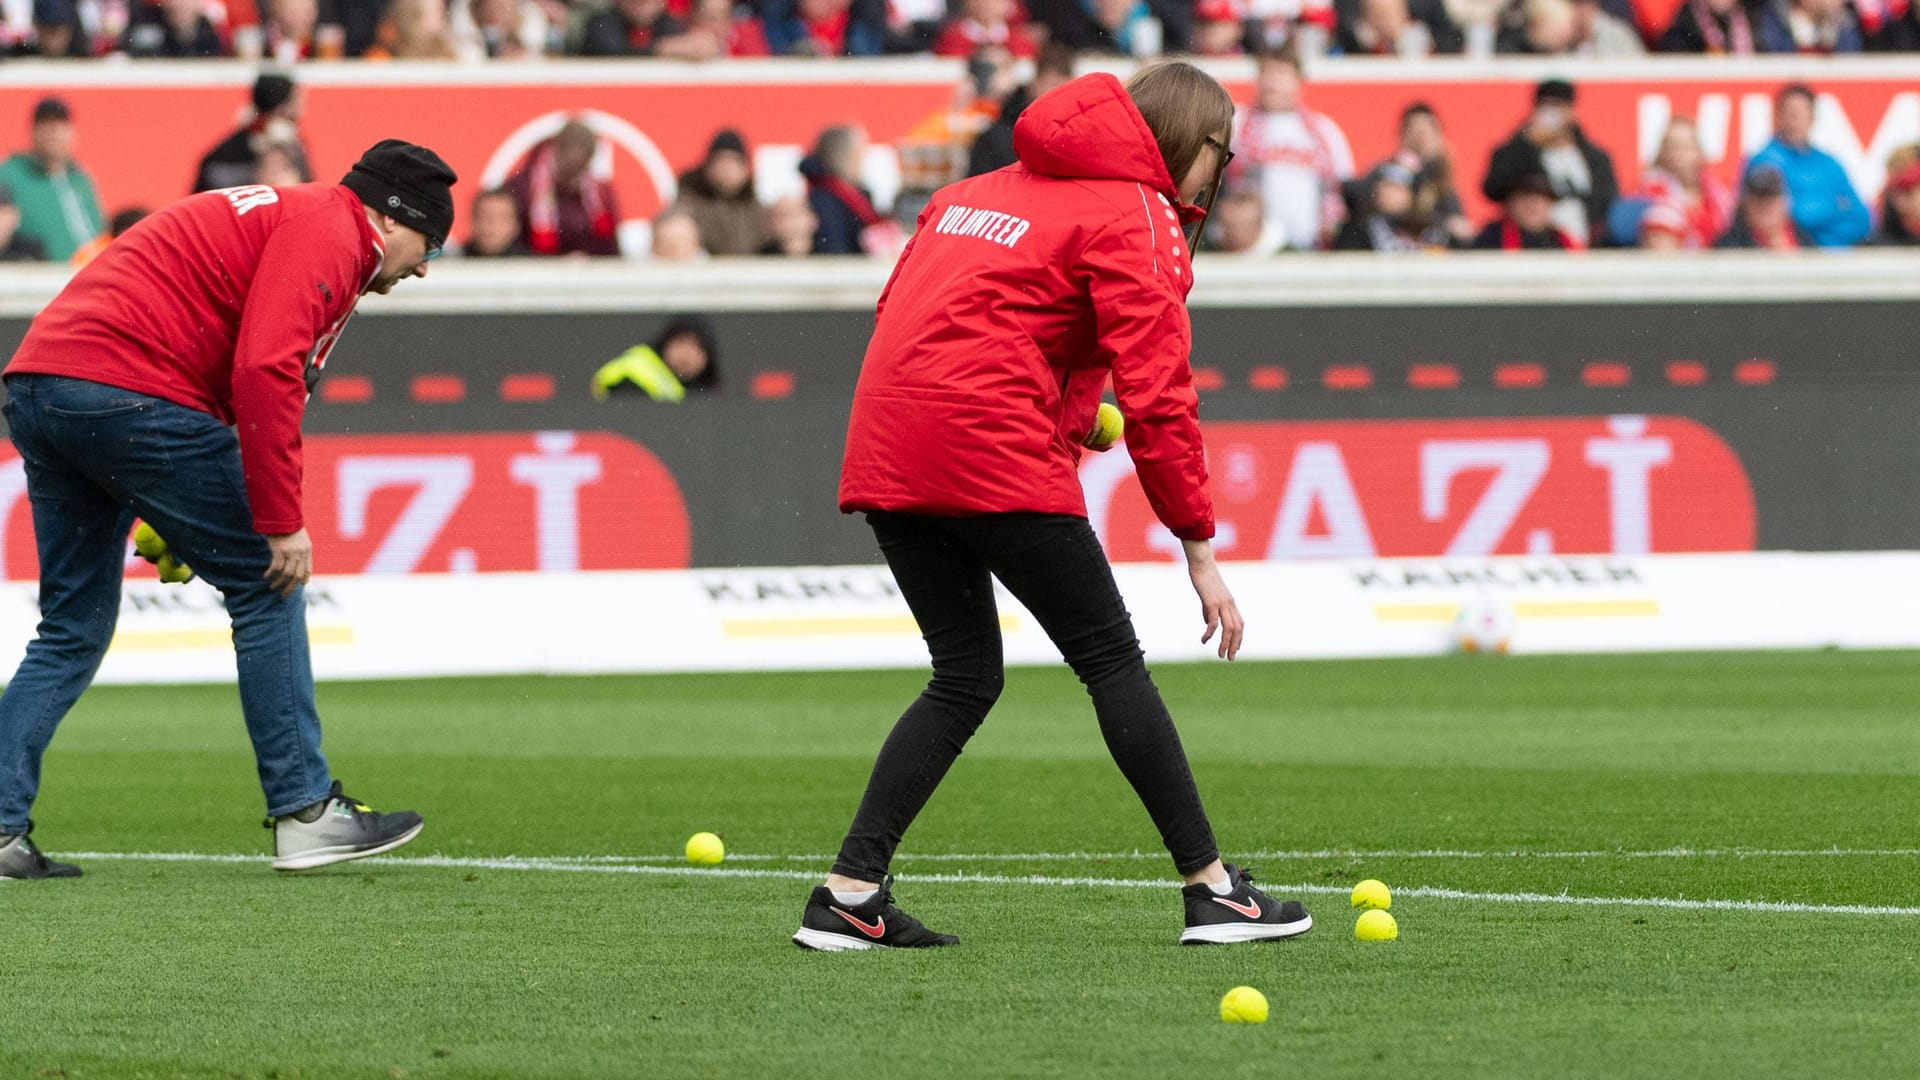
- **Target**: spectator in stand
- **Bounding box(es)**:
[68,205,148,266]
[1871,0,1919,46]
[1658,0,1758,50]
[1499,0,1644,52]
[120,0,226,56]
[264,0,321,61]
[1870,160,1920,246]
[1397,102,1475,246]
[1638,117,1732,250]
[1192,0,1251,53]
[760,193,818,256]
[802,125,899,255]
[579,0,687,54]
[1333,160,1425,251]
[1209,190,1266,253]
[1227,44,1353,253]
[0,187,47,262]
[1482,78,1617,247]
[933,0,1037,55]
[650,209,705,260]
[1715,165,1811,249]
[30,0,93,56]
[462,187,529,257]
[967,41,1076,177]
[453,0,555,58]
[509,120,622,257]
[673,129,769,257]
[365,0,462,56]
[1473,169,1575,250]
[1756,0,1863,50]
[1745,84,1870,247]
[1030,0,1192,54]
[898,44,1012,203]
[193,73,311,193]
[1335,0,1464,53]
[762,0,886,55]
[0,99,102,263]
[668,0,772,57]
[319,0,390,55]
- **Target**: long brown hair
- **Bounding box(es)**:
[1125,61,1235,190]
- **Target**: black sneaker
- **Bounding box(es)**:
[1179,864,1312,944]
[793,877,960,951]
[268,781,424,871]
[0,826,82,880]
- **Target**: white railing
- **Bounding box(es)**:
[0,251,1913,317]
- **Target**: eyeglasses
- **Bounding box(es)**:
[423,236,445,262]
[1205,135,1236,172]
[1186,136,1236,255]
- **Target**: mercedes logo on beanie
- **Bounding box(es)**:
[342,139,458,243]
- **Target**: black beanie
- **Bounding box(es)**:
[707,128,748,159]
[252,72,295,114]
[342,139,458,245]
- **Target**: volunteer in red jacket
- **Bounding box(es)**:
[794,63,1313,951]
[0,140,452,881]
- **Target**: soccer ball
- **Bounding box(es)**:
[1453,596,1514,655]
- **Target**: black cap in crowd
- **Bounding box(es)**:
[252,72,296,115]
[1509,170,1556,199]
[707,128,748,159]
[342,139,458,246]
[1743,165,1786,198]
[32,97,70,125]
[1534,78,1576,106]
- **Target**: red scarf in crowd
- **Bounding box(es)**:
[1689,0,1755,52]
[525,141,617,255]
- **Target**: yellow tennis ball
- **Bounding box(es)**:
[1083,402,1123,451]
[156,553,194,585]
[1355,909,1399,942]
[1351,879,1391,910]
[1219,986,1268,1024]
[132,521,168,561]
[685,832,725,866]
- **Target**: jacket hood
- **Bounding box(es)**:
[1013,73,1190,212]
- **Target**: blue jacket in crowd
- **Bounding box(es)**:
[1745,138,1871,248]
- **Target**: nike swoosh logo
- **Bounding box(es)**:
[832,907,887,938]
[1213,896,1262,919]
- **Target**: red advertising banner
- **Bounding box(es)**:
[1083,415,1757,561]
[0,63,1912,238]
[0,430,691,581]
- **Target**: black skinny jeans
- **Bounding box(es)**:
[831,511,1221,881]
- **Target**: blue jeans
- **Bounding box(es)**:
[0,374,332,833]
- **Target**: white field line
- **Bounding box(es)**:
[60,850,1920,917]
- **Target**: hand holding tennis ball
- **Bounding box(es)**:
[133,521,194,584]
[1082,402,1123,452]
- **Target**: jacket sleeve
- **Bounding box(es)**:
[1079,213,1214,541]
[1801,157,1871,246]
[230,210,362,535]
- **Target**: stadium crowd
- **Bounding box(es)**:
[6,0,1920,59]
[0,47,1914,264]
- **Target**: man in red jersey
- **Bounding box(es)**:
[0,140,453,880]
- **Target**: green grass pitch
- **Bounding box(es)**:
[3,651,1917,1079]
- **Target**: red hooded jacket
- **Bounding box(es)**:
[838,73,1215,542]
[7,184,382,536]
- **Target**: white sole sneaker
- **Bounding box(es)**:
[272,820,425,872]
[1179,914,1314,944]
[792,927,886,952]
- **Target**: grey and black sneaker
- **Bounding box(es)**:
[0,826,82,880]
[1179,864,1312,944]
[793,876,960,952]
[269,781,423,871]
